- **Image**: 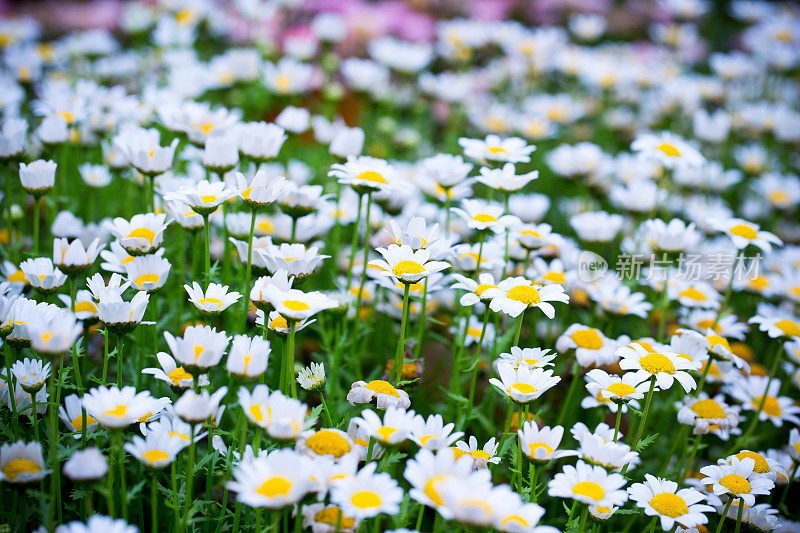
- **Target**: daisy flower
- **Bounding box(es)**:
[495,347,557,371]
[404,448,477,511]
[124,254,171,292]
[165,179,237,216]
[547,460,628,507]
[63,447,108,482]
[20,257,67,294]
[82,386,158,429]
[59,393,98,437]
[450,272,499,307]
[331,462,404,520]
[227,448,315,509]
[408,413,463,451]
[631,131,704,169]
[105,213,171,255]
[301,503,360,533]
[476,163,539,192]
[162,325,230,373]
[185,282,241,316]
[617,342,698,393]
[19,159,56,195]
[459,134,536,164]
[261,285,338,322]
[726,376,800,427]
[676,393,740,437]
[749,305,800,339]
[726,450,788,483]
[578,434,639,471]
[296,362,325,392]
[437,476,510,528]
[352,407,417,446]
[235,167,287,210]
[346,380,411,410]
[454,436,500,469]
[585,369,649,404]
[329,156,399,195]
[295,428,360,462]
[556,324,617,367]
[490,363,561,403]
[142,352,208,389]
[52,237,103,273]
[713,218,782,252]
[11,357,50,393]
[699,456,775,506]
[369,244,450,285]
[0,440,50,483]
[125,432,183,469]
[627,474,715,531]
[450,199,519,234]
[174,387,228,424]
[257,242,329,280]
[55,516,137,533]
[483,277,570,319]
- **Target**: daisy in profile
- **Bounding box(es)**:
[476,163,539,192]
[331,462,404,520]
[370,244,450,285]
[296,362,325,391]
[676,393,740,437]
[185,282,241,317]
[235,166,287,211]
[174,387,228,424]
[105,213,170,255]
[726,450,788,483]
[617,342,698,393]
[164,179,237,216]
[699,456,775,506]
[627,474,714,531]
[404,448,478,512]
[726,375,800,427]
[59,393,98,437]
[52,237,104,273]
[713,218,782,252]
[81,386,157,429]
[584,369,649,405]
[262,285,338,323]
[490,363,561,403]
[125,254,171,292]
[227,448,315,509]
[494,347,557,371]
[225,335,270,379]
[749,304,800,339]
[20,257,67,294]
[578,434,639,471]
[459,134,536,164]
[295,428,360,462]
[547,460,628,508]
[258,242,329,280]
[408,413,463,451]
[301,503,360,533]
[125,432,183,469]
[63,447,108,482]
[329,156,399,195]
[352,407,417,447]
[346,380,411,410]
[437,476,510,527]
[162,325,230,373]
[142,352,208,389]
[631,131,704,169]
[556,324,617,367]
[454,436,500,469]
[483,277,569,319]
[11,358,50,393]
[0,440,50,483]
[451,272,499,307]
[450,199,519,234]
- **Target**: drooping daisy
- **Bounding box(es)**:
[484,277,570,319]
[547,460,628,507]
[617,342,698,393]
[578,434,639,471]
[627,474,715,531]
[699,456,775,506]
[331,461,404,520]
[227,448,315,509]
[185,282,241,316]
[490,363,561,403]
[0,440,50,483]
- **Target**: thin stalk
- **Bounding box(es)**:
[151,476,159,533]
[612,406,623,442]
[621,375,656,475]
[393,284,411,384]
[715,498,733,533]
[354,192,373,315]
[344,192,363,292]
[413,277,428,359]
[734,497,744,533]
[203,215,211,282]
[737,340,782,448]
[241,210,257,330]
[181,426,197,533]
[513,311,524,346]
[466,306,492,418]
[33,196,40,254]
[287,321,297,398]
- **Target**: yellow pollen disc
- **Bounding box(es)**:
[467,327,482,338]
[752,395,781,417]
[121,256,134,265]
[471,450,491,460]
[719,474,751,495]
[735,451,769,474]
[200,195,217,204]
[424,474,447,506]
[169,432,190,441]
[193,345,205,360]
[350,490,382,510]
[356,171,387,184]
[128,227,156,244]
[8,269,26,283]
[656,143,680,157]
[37,274,46,283]
[138,412,153,423]
[282,300,310,311]
[706,335,731,351]
[472,213,498,223]
[376,426,397,441]
[256,477,291,498]
[572,328,603,350]
[71,414,97,430]
[521,230,541,238]
[775,319,800,337]
[649,493,688,518]
[199,123,214,135]
[306,430,351,458]
[606,382,637,397]
[283,257,298,262]
[636,341,656,353]
[572,481,605,502]
[392,260,425,277]
[143,449,170,464]
[487,146,508,155]
[690,399,725,419]
[769,191,789,205]
[419,435,437,446]
[544,271,566,284]
[74,301,97,313]
[502,514,529,527]
[679,287,706,301]
[529,442,553,456]
[104,404,128,417]
[167,367,192,386]
[275,74,291,93]
[475,284,497,297]
[241,186,253,199]
[249,404,265,423]
[197,297,223,310]
[451,447,467,460]
[314,508,354,529]
[2,459,41,480]
[639,352,676,374]
[365,380,400,397]
[729,224,758,240]
[506,285,541,305]
[510,383,537,395]
[135,274,159,287]
[459,252,480,264]
[270,315,288,330]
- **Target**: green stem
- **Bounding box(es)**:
[320,392,333,427]
[737,340,783,448]
[513,311,524,346]
[393,284,411,385]
[344,193,363,292]
[715,497,733,533]
[33,196,40,255]
[203,215,211,282]
[657,266,670,343]
[287,322,297,398]
[466,306,492,419]
[612,406,623,442]
[679,434,703,481]
[181,426,197,533]
[555,362,582,427]
[241,210,256,330]
[354,192,373,315]
[734,497,744,533]
[151,476,159,533]
[622,376,656,474]
[413,277,428,359]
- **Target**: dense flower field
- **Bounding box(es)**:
[1,0,800,532]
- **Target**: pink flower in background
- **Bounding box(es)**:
[467,0,514,21]
[18,0,123,30]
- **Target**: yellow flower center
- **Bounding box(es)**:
[649,493,688,518]
[275,74,291,93]
[143,449,170,464]
[2,459,41,480]
[127,227,156,244]
[350,490,382,510]
[487,146,508,155]
[775,319,800,337]
[679,287,706,301]
[572,328,603,350]
[472,213,498,223]
[719,474,751,495]
[656,143,680,157]
[639,352,675,374]
[282,300,310,311]
[365,380,400,397]
[735,451,769,474]
[529,442,553,456]
[200,195,217,204]
[104,404,128,417]
[572,481,605,502]
[424,474,447,506]
[729,224,758,240]
[249,404,266,423]
[544,271,566,284]
[270,315,288,330]
[306,430,351,458]
[74,301,97,313]
[392,260,425,277]
[502,515,529,527]
[506,285,541,305]
[256,477,292,498]
[197,297,223,310]
[752,395,781,417]
[510,383,537,395]
[691,399,725,419]
[356,171,387,184]
[606,382,637,397]
[169,432,190,441]
[71,414,97,430]
[135,274,160,287]
[475,284,497,297]
[314,507,355,529]
[376,426,397,441]
[470,449,491,460]
[199,123,215,135]
[167,367,192,386]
